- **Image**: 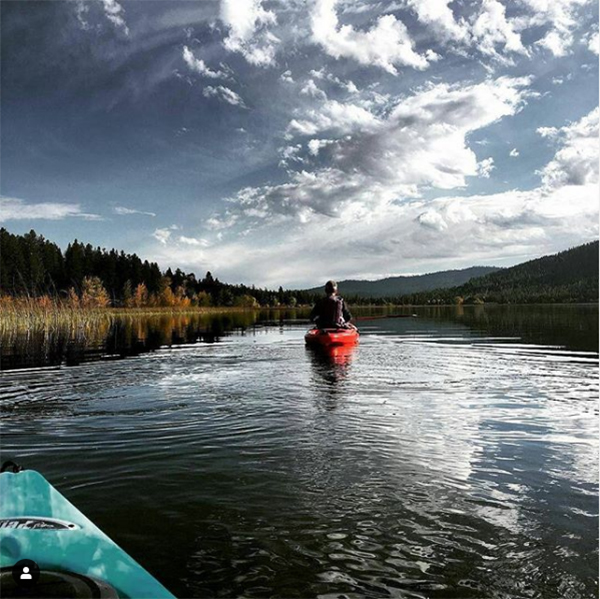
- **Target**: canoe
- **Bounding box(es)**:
[0,463,175,598]
[305,327,359,347]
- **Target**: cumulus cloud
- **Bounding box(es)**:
[74,0,129,34]
[477,157,495,178]
[287,99,379,136]
[179,236,210,247]
[203,85,246,107]
[300,79,327,100]
[0,197,101,222]
[307,138,334,156]
[509,148,519,157]
[230,77,532,221]
[310,0,431,74]
[182,46,228,79]
[406,0,468,43]
[517,0,591,57]
[221,0,279,66]
[537,108,599,188]
[114,206,156,217]
[152,181,598,287]
[153,226,179,245]
[142,95,598,287]
[280,70,294,83]
[587,30,599,55]
[471,0,527,60]
[418,209,448,231]
[101,0,129,35]
[405,0,594,61]
[309,68,359,94]
[75,1,90,30]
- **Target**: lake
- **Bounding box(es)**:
[0,305,598,598]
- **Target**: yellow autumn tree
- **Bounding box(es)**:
[133,283,149,308]
[80,277,111,308]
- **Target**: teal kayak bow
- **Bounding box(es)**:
[0,462,175,598]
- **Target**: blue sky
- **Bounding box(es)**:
[1,0,598,287]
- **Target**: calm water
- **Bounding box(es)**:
[1,305,598,598]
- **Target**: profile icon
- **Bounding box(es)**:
[11,559,40,587]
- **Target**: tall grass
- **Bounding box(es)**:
[0,295,115,334]
[0,295,256,335]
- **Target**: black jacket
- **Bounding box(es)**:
[310,295,352,329]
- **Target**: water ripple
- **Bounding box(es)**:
[1,317,597,598]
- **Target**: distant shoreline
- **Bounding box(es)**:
[1,301,597,321]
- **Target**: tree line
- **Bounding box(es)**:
[1,229,597,308]
[394,241,599,305]
[0,228,321,308]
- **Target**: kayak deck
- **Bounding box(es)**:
[0,469,174,598]
[305,327,359,346]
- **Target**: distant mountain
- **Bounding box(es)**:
[306,266,500,298]
[399,241,599,304]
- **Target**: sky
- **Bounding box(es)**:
[1,0,598,288]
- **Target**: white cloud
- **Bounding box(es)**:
[279,144,304,168]
[517,0,591,57]
[182,47,228,79]
[509,148,520,157]
[205,212,239,230]
[220,0,279,66]
[75,1,90,30]
[406,0,468,43]
[146,104,599,287]
[179,236,210,247]
[153,226,179,245]
[0,197,101,222]
[405,0,594,61]
[471,0,527,60]
[203,85,246,107]
[538,108,599,188]
[310,68,359,94]
[300,79,327,100]
[287,99,379,136]
[152,182,598,287]
[310,0,431,74]
[114,206,156,217]
[307,138,334,156]
[280,70,294,83]
[101,0,129,35]
[477,157,495,178]
[418,209,448,231]
[587,30,599,55]
[231,77,532,221]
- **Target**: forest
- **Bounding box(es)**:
[0,228,317,308]
[1,229,597,309]
[395,241,599,305]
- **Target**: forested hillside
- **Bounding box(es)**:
[0,229,309,308]
[397,242,599,305]
[306,267,500,298]
[1,229,597,308]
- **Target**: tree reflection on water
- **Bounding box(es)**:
[0,310,299,370]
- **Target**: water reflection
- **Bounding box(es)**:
[307,343,358,410]
[0,308,597,598]
[1,305,597,371]
[0,310,298,370]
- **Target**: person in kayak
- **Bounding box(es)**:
[310,280,354,329]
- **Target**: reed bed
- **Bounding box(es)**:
[0,295,260,336]
[0,296,113,335]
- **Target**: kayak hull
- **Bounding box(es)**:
[304,327,359,347]
[0,470,174,598]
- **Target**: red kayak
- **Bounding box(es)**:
[305,327,359,347]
